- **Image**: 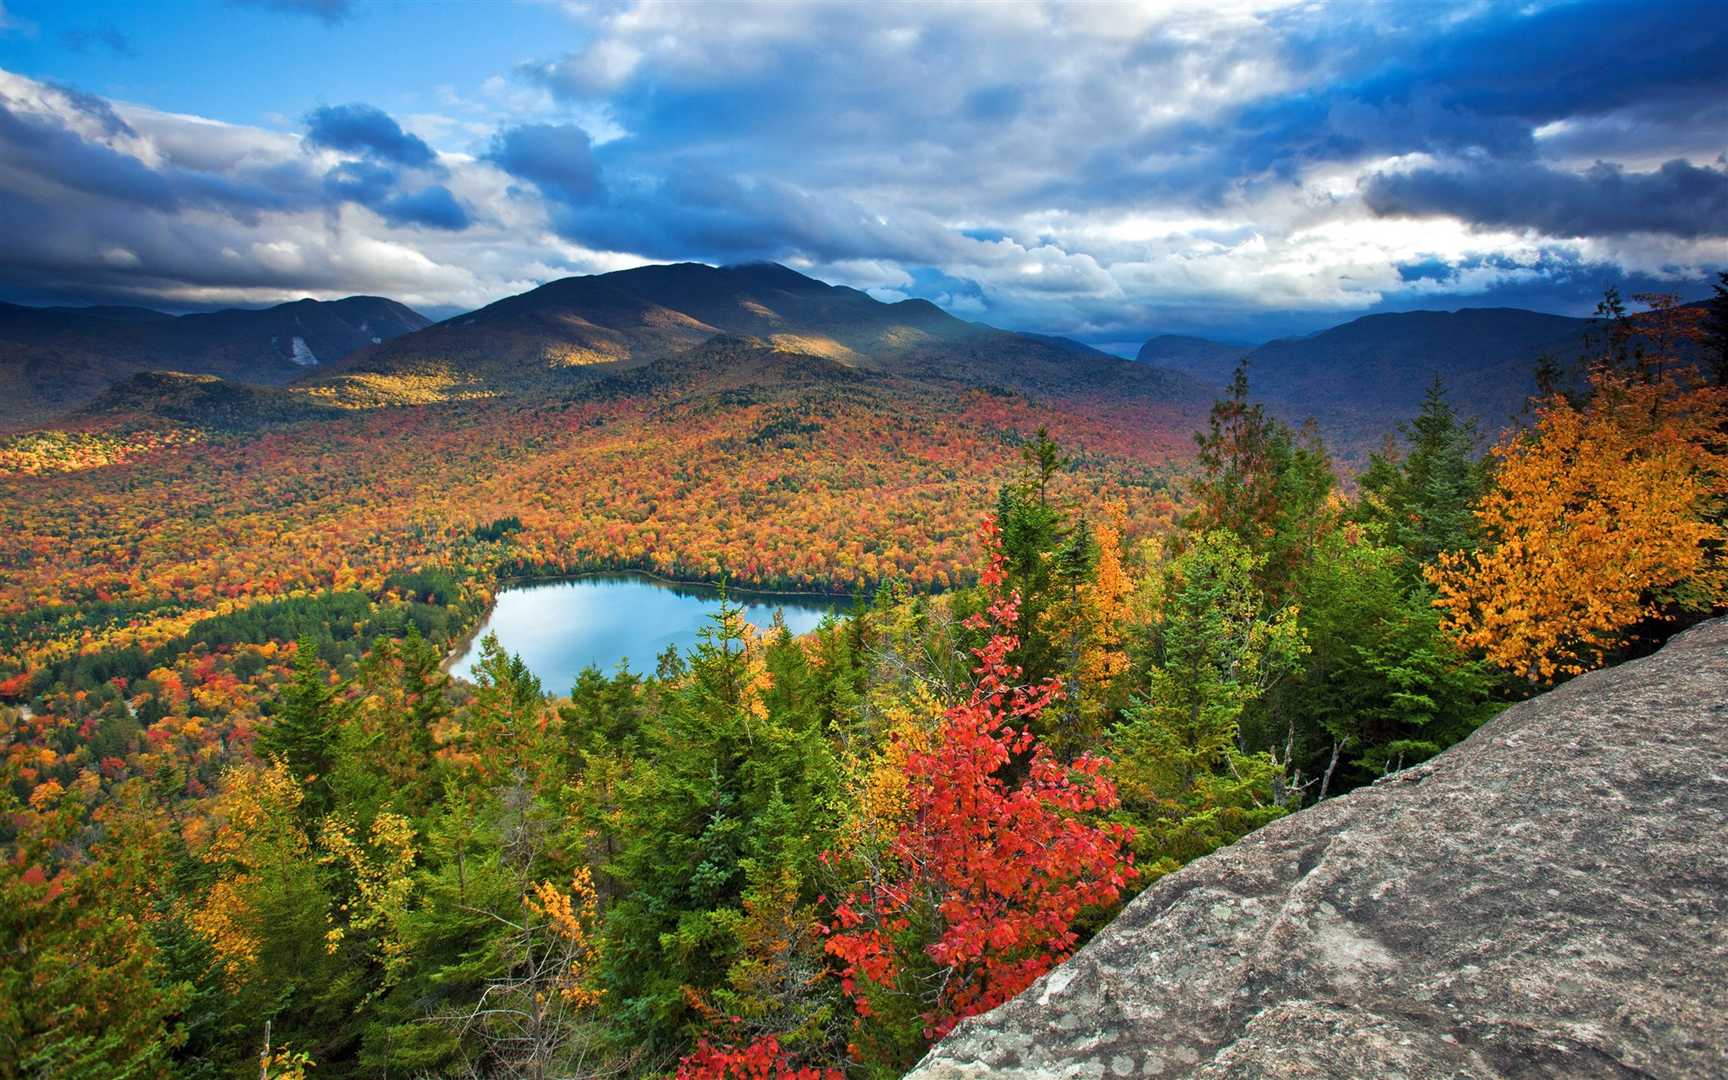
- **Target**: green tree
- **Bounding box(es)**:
[1707,270,1728,387]
[602,603,838,1058]
[1281,534,1499,794]
[1187,364,1335,601]
[1357,378,1485,576]
[259,636,344,817]
[465,632,545,782]
[1111,531,1305,880]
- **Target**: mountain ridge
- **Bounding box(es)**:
[1133,306,1600,441]
[0,294,430,432]
[313,261,1202,406]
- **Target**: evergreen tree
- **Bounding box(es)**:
[1358,378,1485,576]
[466,633,545,782]
[1281,534,1499,793]
[1111,531,1304,880]
[603,602,838,1057]
[1187,363,1335,601]
[1707,270,1728,387]
[259,636,343,817]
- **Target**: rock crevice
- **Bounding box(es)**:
[908,619,1728,1079]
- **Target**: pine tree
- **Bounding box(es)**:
[1188,363,1335,601]
[1110,530,1305,879]
[1358,378,1484,576]
[259,636,342,817]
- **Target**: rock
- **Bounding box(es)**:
[907,619,1728,1079]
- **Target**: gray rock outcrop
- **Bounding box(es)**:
[909,618,1728,1079]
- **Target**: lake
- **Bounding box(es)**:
[449,573,849,690]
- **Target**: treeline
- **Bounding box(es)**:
[2,290,1724,1079]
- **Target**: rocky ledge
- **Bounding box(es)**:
[909,618,1727,1079]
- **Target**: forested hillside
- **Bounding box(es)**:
[0,297,429,432]
[1,286,1724,1079]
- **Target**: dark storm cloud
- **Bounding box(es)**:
[1239,0,1728,165]
[305,103,436,168]
[1365,159,1728,239]
[486,123,601,204]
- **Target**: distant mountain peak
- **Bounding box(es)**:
[0,295,432,432]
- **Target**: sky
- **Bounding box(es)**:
[0,0,1723,349]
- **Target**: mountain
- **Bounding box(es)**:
[0,295,430,431]
[316,262,1198,404]
[1138,308,1594,440]
[910,616,1728,1080]
[1133,334,1254,383]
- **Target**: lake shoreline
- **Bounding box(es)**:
[441,569,853,677]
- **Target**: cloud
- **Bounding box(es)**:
[0,72,514,312]
[229,0,352,24]
[305,103,436,168]
[3,1,1725,340]
[60,26,134,57]
[322,159,469,230]
[375,184,469,230]
[486,123,601,204]
[1364,159,1728,239]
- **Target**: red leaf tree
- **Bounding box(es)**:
[824,517,1135,1042]
[676,1035,844,1080]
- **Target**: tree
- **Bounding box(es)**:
[340,624,449,816]
[603,601,839,1058]
[824,519,1134,1065]
[464,632,546,782]
[1187,363,1335,600]
[0,786,188,1080]
[1357,378,1484,576]
[1110,530,1304,878]
[1429,365,1728,681]
[1706,271,1728,387]
[258,636,343,816]
[1282,533,1497,792]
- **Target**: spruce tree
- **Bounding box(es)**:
[259,635,342,816]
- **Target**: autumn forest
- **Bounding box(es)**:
[2,261,1725,1080]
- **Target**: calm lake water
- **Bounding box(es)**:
[449,573,848,690]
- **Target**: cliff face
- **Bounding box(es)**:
[909,618,1728,1079]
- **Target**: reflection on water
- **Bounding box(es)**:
[450,573,848,691]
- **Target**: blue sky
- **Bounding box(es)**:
[0,0,1723,347]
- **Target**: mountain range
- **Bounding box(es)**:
[0,263,1638,442]
[312,261,1176,406]
[0,296,428,431]
[1134,308,1600,440]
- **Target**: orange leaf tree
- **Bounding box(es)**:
[1429,366,1727,681]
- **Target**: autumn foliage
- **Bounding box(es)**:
[1430,365,1727,680]
[676,1035,844,1080]
[824,518,1135,1039]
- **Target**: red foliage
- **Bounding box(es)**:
[824,518,1135,1038]
[0,671,31,700]
[675,1036,843,1080]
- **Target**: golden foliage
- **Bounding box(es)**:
[523,867,605,1009]
[1077,504,1133,722]
[185,761,308,981]
[1429,369,1728,680]
[318,812,417,982]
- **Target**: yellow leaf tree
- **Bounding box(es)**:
[1428,367,1727,681]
